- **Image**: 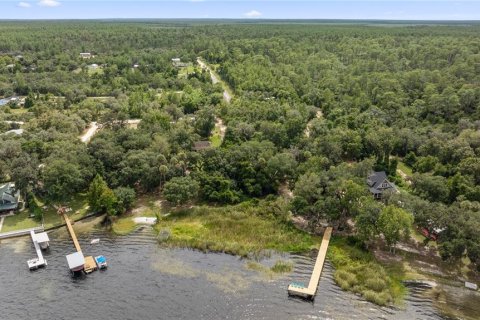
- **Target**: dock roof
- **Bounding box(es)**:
[66,251,85,270]
[33,232,49,244]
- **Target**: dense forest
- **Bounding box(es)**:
[1,21,480,277]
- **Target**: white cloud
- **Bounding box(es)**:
[244,10,262,18]
[38,0,61,7]
[18,2,31,8]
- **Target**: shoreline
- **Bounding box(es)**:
[2,199,478,318]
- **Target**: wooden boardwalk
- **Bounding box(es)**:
[288,227,333,299]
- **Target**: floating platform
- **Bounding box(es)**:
[84,256,97,273]
[288,227,333,299]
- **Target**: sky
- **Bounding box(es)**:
[1,0,480,20]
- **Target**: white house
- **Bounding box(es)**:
[80,52,93,59]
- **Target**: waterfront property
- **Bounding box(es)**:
[288,227,333,299]
[0,182,22,214]
[367,171,399,199]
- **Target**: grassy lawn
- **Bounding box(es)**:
[88,67,104,76]
[155,204,317,257]
[177,65,196,78]
[85,96,114,102]
[2,193,90,233]
[9,108,29,115]
[398,161,413,176]
[209,126,222,148]
[112,216,137,235]
[36,193,90,229]
[1,211,39,233]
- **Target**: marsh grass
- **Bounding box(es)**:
[328,237,406,306]
[270,260,294,273]
[155,204,316,257]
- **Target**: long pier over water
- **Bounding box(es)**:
[288,227,333,299]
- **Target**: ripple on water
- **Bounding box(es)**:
[0,227,454,320]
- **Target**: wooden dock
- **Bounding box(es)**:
[60,210,102,274]
[63,213,82,252]
[84,256,97,273]
[288,227,333,299]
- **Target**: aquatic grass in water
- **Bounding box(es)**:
[270,260,294,273]
[246,260,294,278]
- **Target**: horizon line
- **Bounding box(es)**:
[1,18,480,22]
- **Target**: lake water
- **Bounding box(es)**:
[0,226,469,320]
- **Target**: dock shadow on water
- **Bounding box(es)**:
[0,227,475,319]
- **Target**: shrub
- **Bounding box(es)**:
[363,290,389,306]
[27,193,43,222]
[365,278,388,292]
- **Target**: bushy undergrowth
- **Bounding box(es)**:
[329,237,406,306]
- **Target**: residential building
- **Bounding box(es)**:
[80,52,92,59]
[0,182,22,213]
[367,171,399,199]
[193,141,211,151]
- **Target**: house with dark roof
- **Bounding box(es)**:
[367,171,399,199]
[192,141,211,151]
[0,182,22,214]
